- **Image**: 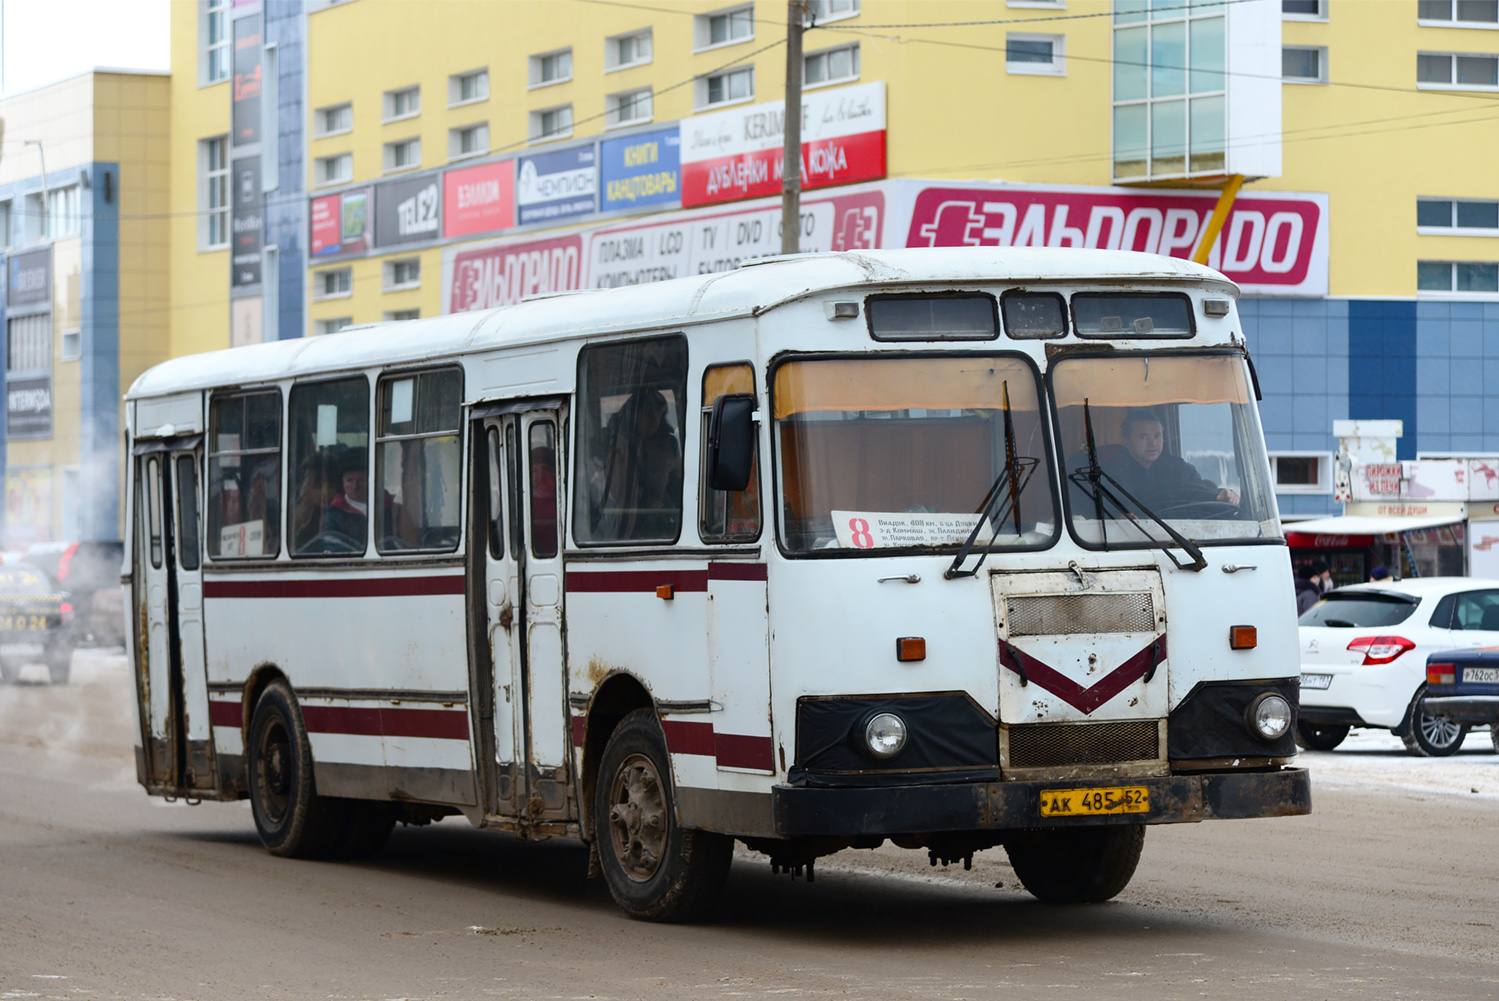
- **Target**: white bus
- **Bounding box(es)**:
[125,248,1309,921]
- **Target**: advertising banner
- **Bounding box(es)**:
[8,249,50,306]
[310,188,370,258]
[5,467,52,546]
[231,15,262,147]
[894,180,1331,296]
[516,146,597,226]
[679,80,886,208]
[231,157,263,287]
[600,128,681,213]
[7,375,52,439]
[443,160,514,238]
[375,173,441,249]
[447,234,585,312]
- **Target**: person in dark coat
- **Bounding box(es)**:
[1101,408,1240,514]
[321,448,368,547]
[1295,568,1322,614]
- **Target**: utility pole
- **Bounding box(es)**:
[780,0,804,255]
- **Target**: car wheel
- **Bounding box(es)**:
[1400,684,1470,757]
[1294,721,1350,751]
[1005,825,1145,904]
[247,680,346,858]
[593,708,732,922]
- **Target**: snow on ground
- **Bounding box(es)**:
[1297,724,1499,801]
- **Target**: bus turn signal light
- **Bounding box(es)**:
[896,637,926,662]
[1428,663,1456,685]
[1347,635,1415,665]
[1229,625,1257,650]
[656,585,674,600]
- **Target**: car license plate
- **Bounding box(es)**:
[1039,786,1149,817]
[0,614,43,631]
[1463,667,1499,684]
[1301,673,1333,690]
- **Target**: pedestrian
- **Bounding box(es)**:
[1311,559,1334,592]
[1369,564,1392,582]
[1295,566,1322,614]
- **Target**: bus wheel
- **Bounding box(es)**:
[594,708,732,922]
[248,680,342,859]
[1005,825,1145,904]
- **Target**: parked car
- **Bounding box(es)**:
[21,541,124,648]
[1421,649,1499,752]
[1297,577,1499,756]
[0,562,75,684]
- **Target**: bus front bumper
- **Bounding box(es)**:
[771,767,1310,838]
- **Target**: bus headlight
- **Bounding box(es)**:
[862,712,908,760]
[1245,693,1292,742]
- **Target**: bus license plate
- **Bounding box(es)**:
[1040,786,1149,817]
[1463,667,1499,684]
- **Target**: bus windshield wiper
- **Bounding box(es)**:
[1066,399,1208,573]
[945,381,1038,580]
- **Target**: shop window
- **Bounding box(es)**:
[207,390,282,559]
[700,363,762,542]
[288,376,370,555]
[375,368,462,553]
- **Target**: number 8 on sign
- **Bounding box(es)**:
[849,517,874,549]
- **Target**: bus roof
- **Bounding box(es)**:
[127,247,1237,400]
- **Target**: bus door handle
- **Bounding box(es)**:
[1143,638,1162,684]
[878,574,920,584]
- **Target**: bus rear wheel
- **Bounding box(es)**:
[1005,825,1145,904]
[593,708,732,922]
[248,680,344,858]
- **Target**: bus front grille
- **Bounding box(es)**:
[1006,720,1160,768]
[1004,592,1155,636]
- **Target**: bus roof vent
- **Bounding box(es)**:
[739,252,841,269]
[520,289,592,303]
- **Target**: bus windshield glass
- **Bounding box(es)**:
[1052,353,1279,548]
[774,355,1057,553]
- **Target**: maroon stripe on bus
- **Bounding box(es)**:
[566,570,709,594]
[302,705,384,736]
[299,705,470,740]
[571,714,587,747]
[203,575,465,599]
[707,562,768,582]
[208,699,242,728]
[661,719,716,756]
[714,732,774,770]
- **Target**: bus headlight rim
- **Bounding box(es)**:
[861,711,909,760]
[1245,692,1292,742]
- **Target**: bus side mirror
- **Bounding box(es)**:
[707,394,756,492]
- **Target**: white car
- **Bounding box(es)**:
[1297,577,1499,756]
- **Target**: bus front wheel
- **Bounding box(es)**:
[1005,825,1145,904]
[593,708,732,922]
[248,680,344,858]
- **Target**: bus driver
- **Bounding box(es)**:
[1102,408,1240,512]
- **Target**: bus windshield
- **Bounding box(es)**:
[774,355,1057,553]
[1052,353,1279,548]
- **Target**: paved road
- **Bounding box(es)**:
[3,653,1499,1000]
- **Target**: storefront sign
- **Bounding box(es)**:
[448,234,585,312]
[8,249,50,306]
[231,15,262,146]
[600,128,681,213]
[5,467,52,547]
[310,188,370,258]
[895,182,1331,297]
[375,174,441,249]
[6,375,51,438]
[231,157,263,287]
[680,81,886,208]
[1344,502,1467,518]
[516,146,596,226]
[443,160,513,238]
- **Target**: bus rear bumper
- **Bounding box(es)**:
[771,767,1311,838]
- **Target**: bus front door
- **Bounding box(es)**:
[135,446,215,796]
[477,408,573,829]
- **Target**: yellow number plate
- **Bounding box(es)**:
[1040,786,1149,817]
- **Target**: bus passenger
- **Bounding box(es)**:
[1103,408,1240,512]
[322,449,368,546]
[592,388,680,539]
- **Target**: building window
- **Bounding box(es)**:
[1419,51,1499,88]
[315,152,353,186]
[7,314,50,373]
[383,85,420,122]
[701,67,753,108]
[1419,0,1499,24]
[202,0,230,84]
[697,5,754,49]
[60,328,81,361]
[1006,34,1065,75]
[22,193,42,244]
[1282,0,1327,18]
[1283,46,1327,82]
[1418,198,1499,231]
[1270,454,1332,494]
[315,103,352,136]
[0,201,11,249]
[530,49,573,87]
[805,43,860,86]
[314,268,352,299]
[448,68,488,107]
[807,0,859,22]
[201,136,230,249]
[529,105,573,142]
[1418,260,1499,293]
[383,138,421,172]
[448,123,489,160]
[45,186,81,240]
[606,89,653,127]
[315,316,354,335]
[384,308,421,322]
[606,29,653,70]
[383,257,420,290]
[1112,3,1227,181]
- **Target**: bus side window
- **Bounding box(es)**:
[375,368,463,554]
[506,422,523,561]
[486,427,504,559]
[206,390,281,560]
[288,376,370,556]
[176,455,201,572]
[145,457,163,569]
[700,363,761,542]
[529,421,559,559]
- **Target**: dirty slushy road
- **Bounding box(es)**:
[4,652,1499,1000]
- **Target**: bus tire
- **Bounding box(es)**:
[247,680,343,859]
[1005,825,1145,904]
[594,708,732,922]
[1293,721,1349,751]
[1399,684,1468,757]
